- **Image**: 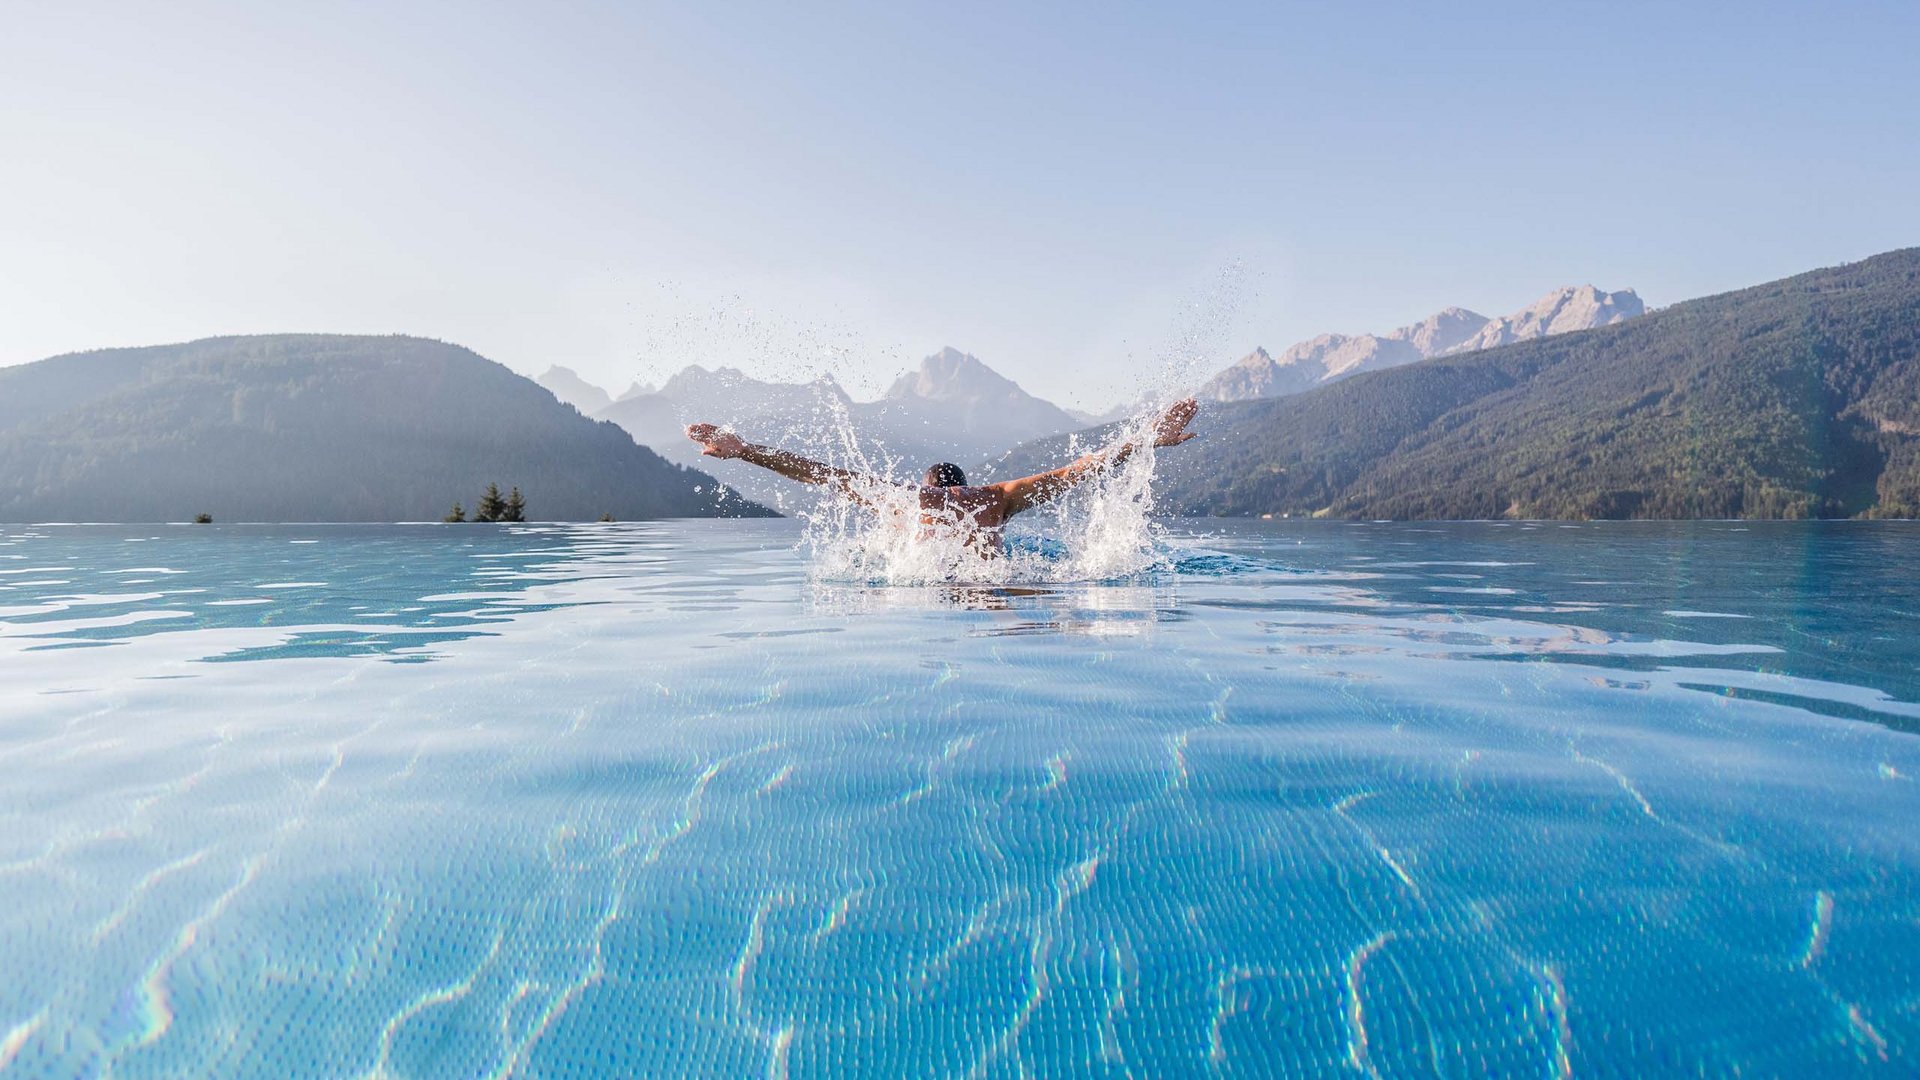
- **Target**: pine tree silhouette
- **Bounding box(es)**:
[475,483,506,522]
[503,487,526,522]
[444,503,467,523]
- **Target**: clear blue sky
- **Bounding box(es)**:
[3,0,1915,409]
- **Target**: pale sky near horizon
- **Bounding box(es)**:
[3,1,1916,410]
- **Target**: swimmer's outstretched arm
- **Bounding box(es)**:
[685,423,884,504]
[993,398,1198,517]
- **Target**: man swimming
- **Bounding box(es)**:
[685,398,1199,553]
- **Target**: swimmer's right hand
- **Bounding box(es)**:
[686,423,748,459]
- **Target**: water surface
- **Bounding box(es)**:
[2,520,1916,1076]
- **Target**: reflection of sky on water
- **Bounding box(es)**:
[0,520,1916,1075]
[0,524,610,664]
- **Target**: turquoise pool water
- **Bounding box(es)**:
[2,520,1916,1077]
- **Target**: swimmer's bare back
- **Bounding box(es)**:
[684,398,1199,554]
[916,485,1011,551]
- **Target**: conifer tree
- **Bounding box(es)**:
[444,503,466,523]
[503,487,526,523]
[475,483,506,522]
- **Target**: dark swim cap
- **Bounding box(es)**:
[924,463,967,487]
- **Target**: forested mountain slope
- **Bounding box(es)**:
[986,249,1920,520]
[0,335,769,521]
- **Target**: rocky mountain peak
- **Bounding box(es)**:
[1387,307,1490,357]
[660,364,852,407]
[1199,283,1645,402]
[886,347,1021,402]
[536,365,613,414]
[1447,286,1644,355]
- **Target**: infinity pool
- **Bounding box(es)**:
[2,520,1915,1076]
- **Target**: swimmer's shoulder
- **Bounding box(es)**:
[918,485,1007,517]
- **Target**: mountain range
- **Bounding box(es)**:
[590,347,1082,507]
[1199,285,1645,402]
[985,250,1920,520]
[10,257,1899,524]
[549,282,1647,497]
[0,335,767,522]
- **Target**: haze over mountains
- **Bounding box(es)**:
[1199,285,1645,402]
[0,336,767,522]
[590,348,1081,507]
[549,280,1648,494]
[987,250,1920,520]
[10,258,1907,524]
[874,347,1081,450]
[542,281,1647,510]
[536,365,614,415]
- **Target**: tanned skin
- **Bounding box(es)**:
[685,399,1199,553]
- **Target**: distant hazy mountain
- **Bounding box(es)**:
[595,367,858,507]
[535,364,613,414]
[0,335,769,522]
[988,250,1920,520]
[866,347,1080,457]
[1199,286,1644,402]
[595,348,1080,506]
[1065,403,1132,426]
[598,366,854,454]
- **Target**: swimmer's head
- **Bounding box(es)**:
[924,462,967,488]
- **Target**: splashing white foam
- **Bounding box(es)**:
[795,408,1178,586]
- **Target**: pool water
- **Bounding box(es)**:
[2,520,1916,1077]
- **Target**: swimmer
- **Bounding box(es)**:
[685,398,1199,553]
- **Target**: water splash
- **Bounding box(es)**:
[796,408,1177,586]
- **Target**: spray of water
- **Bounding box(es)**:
[678,262,1255,585]
[790,408,1172,585]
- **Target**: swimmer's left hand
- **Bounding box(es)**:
[1153,398,1199,447]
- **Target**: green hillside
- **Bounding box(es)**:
[986,249,1920,520]
[0,334,772,522]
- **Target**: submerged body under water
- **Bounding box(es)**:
[1,519,1917,1077]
